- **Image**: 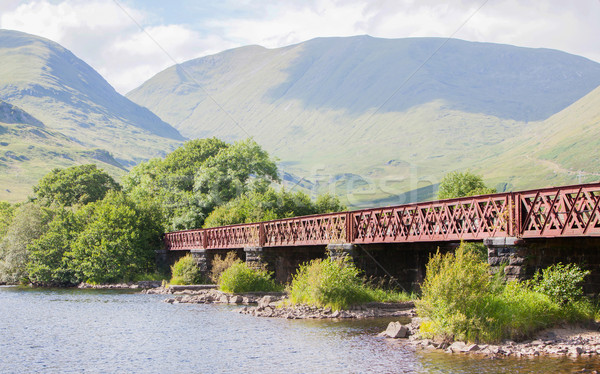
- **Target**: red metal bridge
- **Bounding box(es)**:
[164,182,600,251]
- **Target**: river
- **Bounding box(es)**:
[1,286,599,373]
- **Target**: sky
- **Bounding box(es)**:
[1,0,599,94]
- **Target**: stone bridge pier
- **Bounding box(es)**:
[485,236,600,294]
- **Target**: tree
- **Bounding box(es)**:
[124,137,280,231]
[27,208,82,286]
[33,164,121,206]
[194,138,280,211]
[67,191,163,283]
[0,201,15,242]
[437,171,496,200]
[203,188,346,228]
[0,203,54,283]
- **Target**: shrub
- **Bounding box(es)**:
[209,251,238,284]
[287,257,413,310]
[528,263,590,305]
[170,254,204,285]
[218,261,281,293]
[288,257,372,310]
[417,244,593,343]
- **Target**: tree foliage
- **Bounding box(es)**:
[0,201,15,242]
[33,164,121,206]
[437,171,496,200]
[67,191,163,284]
[0,203,54,283]
[203,188,346,228]
[124,137,280,230]
[27,208,82,286]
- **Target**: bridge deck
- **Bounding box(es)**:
[164,182,600,251]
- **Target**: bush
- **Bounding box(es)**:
[209,251,238,283]
[417,244,593,343]
[287,257,412,310]
[170,254,205,285]
[218,261,281,293]
[288,257,372,310]
[528,263,590,305]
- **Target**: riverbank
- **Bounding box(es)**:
[156,286,600,358]
[153,287,415,319]
[398,321,600,358]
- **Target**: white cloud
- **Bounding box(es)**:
[211,0,600,63]
[0,0,598,94]
[0,0,235,93]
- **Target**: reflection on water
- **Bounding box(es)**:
[1,286,599,373]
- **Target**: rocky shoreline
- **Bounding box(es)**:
[151,287,415,319]
[381,319,600,358]
[150,286,600,358]
[77,281,162,289]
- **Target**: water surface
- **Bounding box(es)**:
[1,287,599,373]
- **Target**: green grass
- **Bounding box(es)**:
[0,122,126,203]
[287,257,414,310]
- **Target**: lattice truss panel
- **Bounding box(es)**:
[163,183,600,250]
[520,186,600,237]
[351,195,510,243]
[263,213,347,246]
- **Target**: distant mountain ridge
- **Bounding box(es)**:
[0,29,184,168]
[128,36,600,205]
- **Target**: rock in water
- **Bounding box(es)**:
[383,321,409,338]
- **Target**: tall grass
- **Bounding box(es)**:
[218,261,282,293]
[287,257,413,310]
[417,243,593,343]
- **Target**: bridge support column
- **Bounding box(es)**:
[484,237,527,282]
[244,247,274,273]
[191,249,214,279]
[327,243,358,263]
[155,249,169,272]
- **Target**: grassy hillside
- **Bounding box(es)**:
[0,101,126,202]
[0,29,184,168]
[471,85,600,191]
[128,36,600,206]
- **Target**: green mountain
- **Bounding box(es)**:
[0,100,126,202]
[0,29,184,169]
[473,85,600,191]
[127,36,600,206]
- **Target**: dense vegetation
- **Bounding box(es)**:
[218,261,282,293]
[287,257,412,310]
[417,243,593,343]
[437,171,496,200]
[170,254,205,285]
[0,137,343,285]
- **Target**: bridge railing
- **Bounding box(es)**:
[263,212,348,246]
[350,193,512,243]
[518,183,600,238]
[163,182,600,250]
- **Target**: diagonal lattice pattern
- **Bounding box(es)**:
[164,182,600,250]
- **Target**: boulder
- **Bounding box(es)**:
[258,295,275,308]
[447,341,467,353]
[383,321,409,338]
